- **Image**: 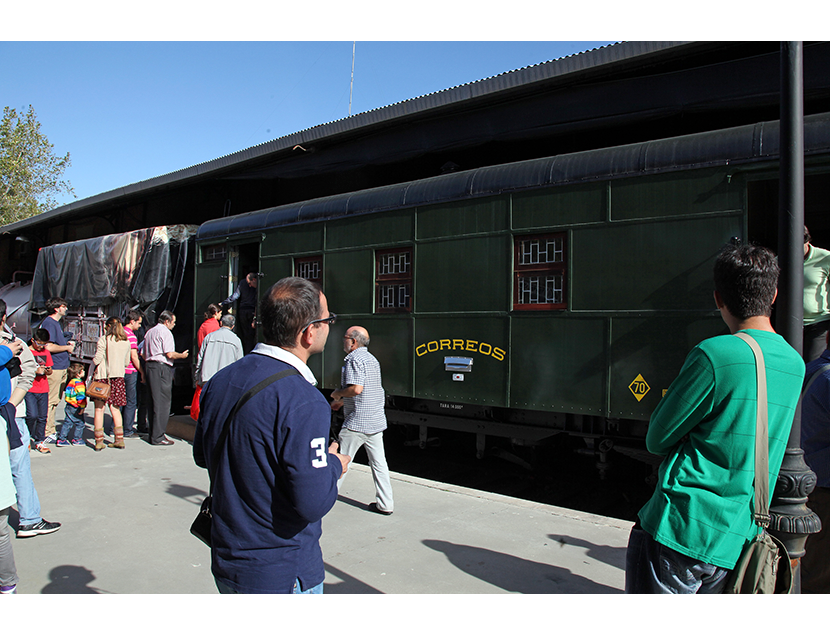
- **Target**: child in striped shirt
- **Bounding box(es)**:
[56,363,87,447]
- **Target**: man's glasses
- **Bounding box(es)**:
[301,313,337,333]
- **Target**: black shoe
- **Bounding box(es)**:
[17,519,61,538]
[368,503,393,516]
[153,437,175,446]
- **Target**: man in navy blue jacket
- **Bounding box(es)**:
[194,277,350,594]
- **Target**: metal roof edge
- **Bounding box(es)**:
[196,112,830,243]
[2,42,700,236]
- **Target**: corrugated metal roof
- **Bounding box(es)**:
[196,112,830,242]
[2,41,695,236]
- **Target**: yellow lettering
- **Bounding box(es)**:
[479,342,492,356]
[416,344,427,357]
[427,341,439,353]
[492,347,506,362]
[439,339,452,351]
[466,340,478,352]
[453,339,465,350]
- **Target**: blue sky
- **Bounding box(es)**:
[3,41,619,208]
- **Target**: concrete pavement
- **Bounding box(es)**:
[10,414,632,594]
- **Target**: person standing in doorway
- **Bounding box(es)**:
[220,272,258,355]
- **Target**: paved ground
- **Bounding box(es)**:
[9,413,633,595]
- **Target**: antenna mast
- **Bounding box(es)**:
[349,41,355,116]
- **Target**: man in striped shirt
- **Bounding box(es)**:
[331,326,394,515]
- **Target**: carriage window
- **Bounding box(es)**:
[513,233,567,310]
[376,248,412,313]
[202,244,227,262]
[295,256,323,284]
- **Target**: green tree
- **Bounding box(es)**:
[0,105,74,225]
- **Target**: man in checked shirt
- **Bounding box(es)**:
[330,326,394,515]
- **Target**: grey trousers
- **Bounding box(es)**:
[145,361,174,444]
[338,428,394,512]
[0,506,18,589]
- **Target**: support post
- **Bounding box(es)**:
[771,41,821,593]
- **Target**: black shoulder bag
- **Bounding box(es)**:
[191,366,300,547]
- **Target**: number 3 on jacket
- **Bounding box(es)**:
[310,438,328,468]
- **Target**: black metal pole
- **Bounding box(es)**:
[771,41,821,594]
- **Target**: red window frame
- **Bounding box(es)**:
[513,233,567,311]
[375,247,412,314]
[294,256,323,285]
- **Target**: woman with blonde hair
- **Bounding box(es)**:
[91,317,131,451]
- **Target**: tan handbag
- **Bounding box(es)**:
[88,337,111,401]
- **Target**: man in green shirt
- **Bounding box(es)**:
[625,243,805,593]
[802,226,830,362]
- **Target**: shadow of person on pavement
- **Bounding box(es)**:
[166,483,207,505]
[546,534,628,571]
[42,565,107,594]
[423,539,621,593]
[323,563,383,594]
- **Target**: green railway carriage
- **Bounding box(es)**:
[194,113,830,461]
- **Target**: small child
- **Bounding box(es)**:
[57,362,87,447]
[25,328,53,454]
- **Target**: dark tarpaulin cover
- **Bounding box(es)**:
[30,225,198,310]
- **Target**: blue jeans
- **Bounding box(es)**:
[215,578,323,594]
[59,406,86,442]
[24,392,49,443]
[625,525,729,594]
[121,372,138,435]
[10,418,41,527]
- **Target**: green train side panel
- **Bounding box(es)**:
[413,316,510,406]
[194,260,227,347]
[608,315,727,420]
[326,209,413,251]
[416,198,508,239]
[509,315,606,415]
[512,183,607,229]
[415,236,510,313]
[325,250,374,315]
[259,256,294,289]
[323,317,413,396]
[261,224,323,257]
[572,213,743,311]
[612,169,743,221]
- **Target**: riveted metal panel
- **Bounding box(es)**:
[415,236,510,313]
[413,316,510,407]
[261,223,323,258]
[324,250,374,315]
[608,315,726,419]
[572,213,743,311]
[259,256,293,291]
[416,197,508,239]
[326,209,413,251]
[611,168,743,221]
[509,315,606,415]
[323,317,413,396]
[512,183,606,229]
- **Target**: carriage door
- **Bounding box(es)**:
[228,242,263,343]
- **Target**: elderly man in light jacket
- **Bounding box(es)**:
[195,314,244,387]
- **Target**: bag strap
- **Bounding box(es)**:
[802,362,830,397]
[206,366,300,494]
[733,332,770,528]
